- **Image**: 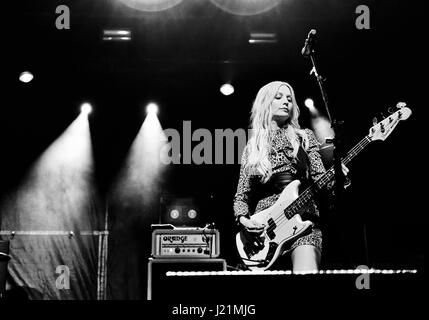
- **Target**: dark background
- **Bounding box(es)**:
[1,0,424,299]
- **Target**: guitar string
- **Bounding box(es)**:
[264,136,371,235]
[264,137,369,236]
[266,136,371,233]
[268,112,401,231]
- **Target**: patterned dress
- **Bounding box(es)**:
[233,128,327,252]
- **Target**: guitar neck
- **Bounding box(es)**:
[315,135,371,189]
[284,135,371,219]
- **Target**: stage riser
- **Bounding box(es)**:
[151,272,421,300]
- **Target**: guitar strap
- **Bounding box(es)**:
[295,146,311,182]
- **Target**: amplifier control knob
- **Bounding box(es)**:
[175,247,180,254]
[197,247,202,253]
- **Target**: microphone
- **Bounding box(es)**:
[301,29,317,57]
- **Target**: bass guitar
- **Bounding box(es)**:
[236,103,412,270]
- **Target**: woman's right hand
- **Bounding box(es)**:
[239,216,266,234]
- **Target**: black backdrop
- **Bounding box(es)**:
[0,0,424,299]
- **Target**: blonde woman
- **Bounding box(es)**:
[234,81,348,272]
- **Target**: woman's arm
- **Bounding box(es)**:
[305,128,351,189]
[233,145,252,223]
[305,129,327,182]
[233,145,266,232]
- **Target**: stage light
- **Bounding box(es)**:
[146,103,158,115]
[304,98,314,109]
[187,209,197,219]
[118,0,183,12]
[19,71,34,83]
[210,0,281,16]
[80,103,92,115]
[249,32,278,44]
[104,29,130,36]
[109,100,167,219]
[220,84,234,96]
[170,209,180,219]
[102,29,131,41]
[160,195,204,227]
[0,108,95,232]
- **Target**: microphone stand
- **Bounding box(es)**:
[303,32,350,265]
[305,45,345,203]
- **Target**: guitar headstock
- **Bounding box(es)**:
[368,102,412,141]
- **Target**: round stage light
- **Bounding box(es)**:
[119,0,183,12]
[19,71,34,83]
[304,98,314,109]
[210,0,281,16]
[81,103,93,115]
[170,209,180,219]
[220,83,234,96]
[146,103,159,115]
[187,209,197,219]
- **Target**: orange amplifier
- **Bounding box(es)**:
[151,226,220,259]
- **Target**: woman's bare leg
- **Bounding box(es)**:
[291,245,321,272]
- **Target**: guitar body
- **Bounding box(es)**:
[235,180,314,271]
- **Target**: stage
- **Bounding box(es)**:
[1,0,425,302]
[149,266,422,300]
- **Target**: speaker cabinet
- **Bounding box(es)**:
[147,258,226,300]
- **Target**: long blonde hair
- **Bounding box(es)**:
[246,81,309,182]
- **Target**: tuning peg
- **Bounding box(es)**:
[396,102,406,109]
[372,117,378,125]
[387,107,395,114]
